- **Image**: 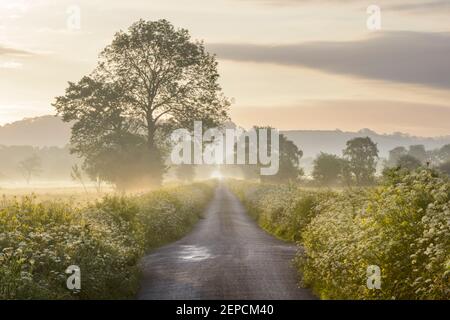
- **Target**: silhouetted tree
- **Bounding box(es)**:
[71,164,88,193]
[340,159,353,187]
[260,130,303,183]
[387,146,407,168]
[408,145,427,163]
[438,144,450,163]
[438,161,450,176]
[396,154,422,171]
[343,137,378,185]
[54,19,229,189]
[18,154,42,184]
[312,152,343,186]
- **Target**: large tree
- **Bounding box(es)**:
[54,19,229,189]
[312,152,344,186]
[343,137,379,185]
[260,130,303,183]
[227,127,303,182]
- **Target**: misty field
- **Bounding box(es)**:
[229,168,450,300]
[0,183,214,299]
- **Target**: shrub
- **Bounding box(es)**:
[0,183,213,299]
[230,169,450,300]
[228,181,335,242]
[297,169,450,299]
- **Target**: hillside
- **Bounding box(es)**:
[2,116,450,160]
[284,128,450,159]
[0,115,71,147]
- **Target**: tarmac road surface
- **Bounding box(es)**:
[137,184,315,300]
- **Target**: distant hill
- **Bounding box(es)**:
[283,128,450,159]
[0,115,71,147]
[1,116,450,159]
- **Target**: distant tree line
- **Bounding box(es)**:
[2,138,449,188]
[383,144,450,176]
[311,137,379,186]
[46,18,450,190]
[311,140,450,187]
[0,145,80,184]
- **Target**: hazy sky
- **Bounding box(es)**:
[1,0,449,136]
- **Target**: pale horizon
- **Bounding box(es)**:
[1,0,450,136]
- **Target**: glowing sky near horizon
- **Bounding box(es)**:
[0,0,450,136]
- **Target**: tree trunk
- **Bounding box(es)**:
[146,119,164,187]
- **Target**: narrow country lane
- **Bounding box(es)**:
[137,184,315,300]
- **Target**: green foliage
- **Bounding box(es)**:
[387,144,450,171]
[408,145,427,163]
[343,137,379,186]
[54,19,230,188]
[386,146,407,168]
[438,161,450,176]
[438,144,450,163]
[228,181,335,242]
[260,134,303,182]
[0,183,213,299]
[227,128,303,182]
[299,169,450,299]
[312,152,345,186]
[254,129,303,183]
[396,154,423,171]
[231,169,450,300]
[263,134,304,183]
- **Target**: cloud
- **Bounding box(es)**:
[0,45,34,57]
[231,100,450,136]
[235,0,384,6]
[0,61,23,69]
[387,1,450,12]
[237,0,346,3]
[238,0,450,7]
[208,32,450,89]
[237,0,450,13]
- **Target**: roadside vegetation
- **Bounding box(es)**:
[229,168,450,299]
[0,183,214,299]
[2,15,450,301]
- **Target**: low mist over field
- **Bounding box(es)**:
[0,0,449,304]
[1,116,450,185]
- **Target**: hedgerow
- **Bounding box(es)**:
[230,169,450,299]
[229,181,336,242]
[0,183,213,299]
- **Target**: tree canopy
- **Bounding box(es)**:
[408,145,427,163]
[261,131,303,183]
[343,137,379,185]
[54,19,230,189]
[396,154,422,171]
[312,152,344,186]
[387,146,407,168]
[438,161,450,176]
